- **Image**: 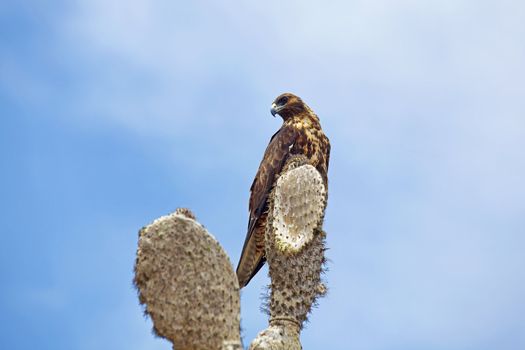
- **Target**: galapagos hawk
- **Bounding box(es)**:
[236,93,330,288]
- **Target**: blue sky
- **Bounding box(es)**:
[1,1,524,349]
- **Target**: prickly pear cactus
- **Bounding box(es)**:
[134,208,242,350]
[134,156,329,350]
[250,155,328,350]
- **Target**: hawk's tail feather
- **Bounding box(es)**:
[236,226,266,288]
[237,256,266,288]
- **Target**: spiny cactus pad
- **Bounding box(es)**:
[134,209,242,350]
[265,229,327,327]
[272,163,326,254]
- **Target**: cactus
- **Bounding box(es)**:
[134,209,242,350]
[134,156,328,349]
[249,155,328,350]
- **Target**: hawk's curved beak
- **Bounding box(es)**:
[271,103,278,117]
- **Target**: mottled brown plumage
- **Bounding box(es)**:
[236,93,330,288]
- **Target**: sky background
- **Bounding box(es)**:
[1,1,524,349]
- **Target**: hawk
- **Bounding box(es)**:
[236,93,330,288]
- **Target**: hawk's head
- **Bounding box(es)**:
[271,93,307,120]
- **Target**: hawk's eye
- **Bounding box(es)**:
[277,96,289,106]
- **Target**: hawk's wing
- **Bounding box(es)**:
[236,124,298,287]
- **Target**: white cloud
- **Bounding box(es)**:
[49,0,525,141]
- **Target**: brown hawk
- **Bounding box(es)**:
[236,93,330,288]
